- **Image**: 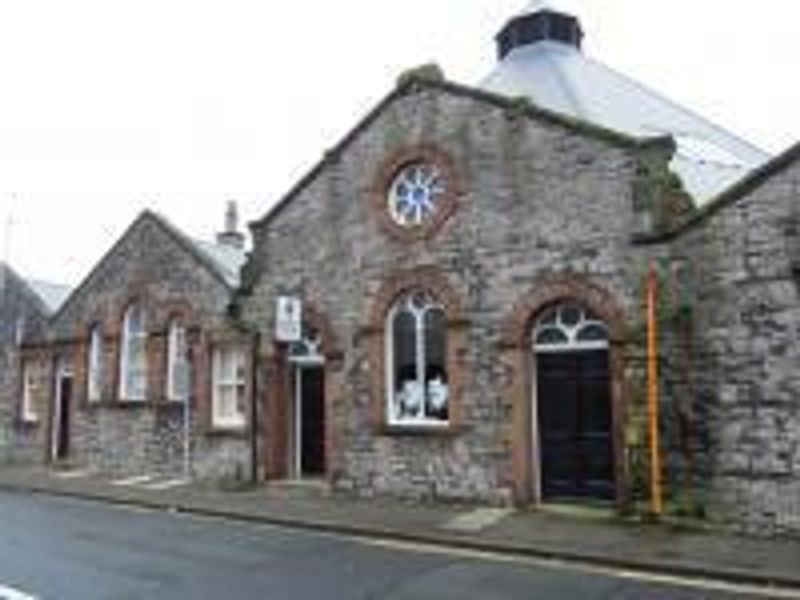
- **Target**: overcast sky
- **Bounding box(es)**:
[2,0,799,287]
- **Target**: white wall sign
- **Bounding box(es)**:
[275,296,302,342]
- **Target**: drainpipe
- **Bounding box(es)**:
[647,261,663,516]
[250,331,260,484]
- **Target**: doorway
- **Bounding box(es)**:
[52,363,73,461]
[533,303,614,502]
[290,364,326,478]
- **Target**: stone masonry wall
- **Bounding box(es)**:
[51,215,250,480]
[0,265,51,464]
[243,85,653,503]
[673,164,800,534]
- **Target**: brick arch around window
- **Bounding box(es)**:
[157,301,199,405]
[112,291,152,404]
[368,144,466,242]
[263,298,343,481]
[363,266,468,434]
[498,274,629,508]
[73,311,110,409]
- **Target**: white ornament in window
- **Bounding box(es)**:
[386,291,449,426]
[387,163,446,227]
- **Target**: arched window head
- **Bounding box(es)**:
[87,324,104,403]
[119,303,147,401]
[166,318,190,402]
[533,303,609,353]
[385,291,449,426]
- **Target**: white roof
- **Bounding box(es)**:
[480,38,770,202]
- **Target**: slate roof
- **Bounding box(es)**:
[149,211,247,288]
[26,280,72,314]
[0,262,70,316]
[480,5,770,202]
[51,210,247,323]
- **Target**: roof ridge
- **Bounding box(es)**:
[578,52,769,160]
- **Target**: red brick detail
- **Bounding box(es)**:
[263,345,290,479]
[157,302,198,405]
[362,266,468,434]
[499,274,630,509]
[499,274,627,348]
[367,144,465,243]
[110,290,155,404]
[263,301,342,482]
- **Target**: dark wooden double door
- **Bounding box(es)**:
[537,350,614,501]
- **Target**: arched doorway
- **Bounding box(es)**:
[533,303,614,502]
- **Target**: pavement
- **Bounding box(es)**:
[0,464,798,593]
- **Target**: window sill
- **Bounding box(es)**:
[157,399,190,410]
[115,400,152,409]
[205,426,247,439]
[376,423,466,437]
[16,417,39,429]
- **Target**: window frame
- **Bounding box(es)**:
[87,324,104,403]
[118,303,148,402]
[384,291,450,428]
[166,318,190,403]
[369,145,463,243]
[20,359,38,423]
[211,345,246,429]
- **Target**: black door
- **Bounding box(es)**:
[300,367,325,476]
[56,376,72,460]
[537,350,613,501]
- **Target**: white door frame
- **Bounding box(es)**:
[530,353,542,504]
[51,359,73,462]
[288,355,324,479]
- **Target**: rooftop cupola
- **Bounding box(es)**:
[496,0,584,59]
[216,200,245,250]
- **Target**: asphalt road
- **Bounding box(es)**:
[0,490,772,599]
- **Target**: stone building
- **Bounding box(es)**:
[2,0,797,537]
[44,207,253,479]
[0,262,70,463]
[234,0,800,535]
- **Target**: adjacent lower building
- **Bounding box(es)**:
[0,262,70,463]
[41,208,253,479]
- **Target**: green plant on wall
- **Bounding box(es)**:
[622,257,703,520]
[396,63,445,88]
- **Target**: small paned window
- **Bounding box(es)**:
[119,304,147,401]
[387,163,446,227]
[386,291,449,426]
[166,319,190,402]
[87,325,103,403]
[533,303,609,352]
[21,360,37,422]
[212,346,246,428]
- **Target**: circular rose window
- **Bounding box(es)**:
[387,162,446,227]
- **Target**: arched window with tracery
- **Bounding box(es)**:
[533,303,609,352]
[385,291,449,426]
